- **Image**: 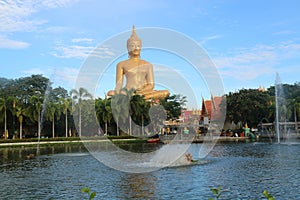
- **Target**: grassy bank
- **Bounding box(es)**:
[0,135,148,147]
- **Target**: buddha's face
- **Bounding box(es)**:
[127,40,141,57]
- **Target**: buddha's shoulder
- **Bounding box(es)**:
[117,59,151,65]
[117,60,128,65]
[139,59,152,65]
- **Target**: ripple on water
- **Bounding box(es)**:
[0,142,300,199]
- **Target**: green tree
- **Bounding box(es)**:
[267,82,300,122]
[95,98,112,135]
[80,99,98,136]
[13,75,49,105]
[49,87,68,102]
[8,97,18,138]
[148,103,167,134]
[46,101,60,138]
[0,97,18,139]
[110,93,129,136]
[60,97,71,137]
[225,89,273,128]
[295,102,300,120]
[27,95,43,138]
[70,88,93,137]
[15,104,27,139]
[0,97,8,139]
[130,94,150,136]
[109,88,135,135]
[287,98,300,122]
[159,94,186,120]
[0,75,51,138]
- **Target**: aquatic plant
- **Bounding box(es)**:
[263,190,275,200]
[209,186,223,199]
[208,187,275,199]
[81,187,96,200]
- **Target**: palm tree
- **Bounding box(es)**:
[59,97,71,137]
[139,97,150,136]
[110,94,127,136]
[46,101,59,138]
[16,105,26,139]
[112,99,120,136]
[0,98,8,139]
[111,88,135,135]
[295,102,300,120]
[95,98,112,135]
[8,98,18,139]
[0,97,18,139]
[27,95,43,139]
[130,94,150,136]
[70,88,92,137]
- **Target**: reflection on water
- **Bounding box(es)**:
[0,141,300,199]
[120,173,157,199]
[0,143,87,166]
[115,142,162,153]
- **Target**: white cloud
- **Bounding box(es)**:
[51,36,115,59]
[22,66,79,89]
[52,45,95,59]
[0,0,78,48]
[0,0,79,32]
[71,38,94,43]
[52,67,79,89]
[273,30,294,35]
[0,35,30,49]
[52,44,115,59]
[0,0,42,33]
[22,67,47,75]
[39,0,76,9]
[199,34,222,45]
[41,26,70,34]
[213,41,300,81]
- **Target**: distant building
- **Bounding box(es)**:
[200,95,224,125]
[258,86,266,92]
[163,96,224,135]
[180,109,201,124]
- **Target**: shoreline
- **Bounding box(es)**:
[0,136,255,147]
[161,136,252,144]
[0,137,146,147]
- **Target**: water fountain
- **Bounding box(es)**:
[274,73,297,143]
[275,73,282,143]
[36,80,52,155]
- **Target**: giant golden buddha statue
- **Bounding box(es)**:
[107,26,169,100]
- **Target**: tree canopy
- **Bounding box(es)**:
[0,74,299,137]
[223,83,300,128]
[0,75,188,137]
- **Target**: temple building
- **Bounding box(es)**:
[180,109,201,124]
[162,95,224,135]
[200,95,224,126]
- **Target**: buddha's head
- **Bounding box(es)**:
[127,25,142,57]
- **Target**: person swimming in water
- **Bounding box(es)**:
[185,153,194,163]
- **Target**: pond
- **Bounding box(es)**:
[0,141,300,199]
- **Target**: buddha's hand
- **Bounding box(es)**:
[135,84,153,95]
[135,88,144,95]
[135,84,147,94]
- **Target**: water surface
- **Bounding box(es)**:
[1,141,299,199]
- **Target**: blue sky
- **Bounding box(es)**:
[1,0,300,109]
